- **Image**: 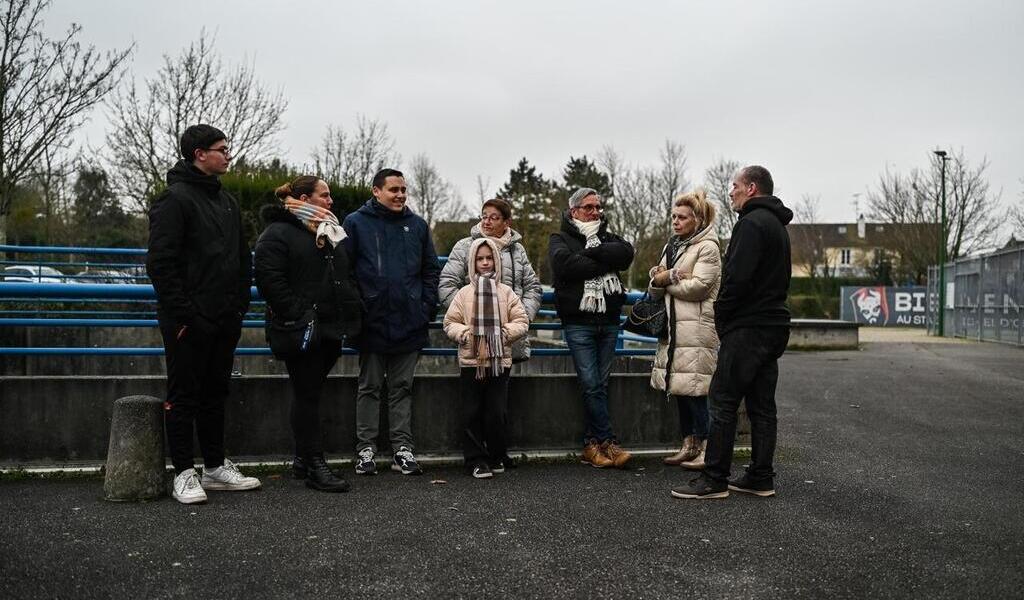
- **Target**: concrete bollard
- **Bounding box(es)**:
[103,395,165,502]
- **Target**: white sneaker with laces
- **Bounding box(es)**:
[201,458,262,491]
[172,468,208,504]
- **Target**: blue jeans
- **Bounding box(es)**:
[563,324,619,443]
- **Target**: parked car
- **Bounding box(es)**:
[73,269,134,284]
[2,265,66,283]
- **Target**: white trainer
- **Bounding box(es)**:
[172,468,208,504]
[201,459,262,491]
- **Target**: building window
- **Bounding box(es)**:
[837,226,847,234]
[840,248,852,265]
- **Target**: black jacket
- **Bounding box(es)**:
[548,211,634,326]
[341,199,440,354]
[146,161,251,327]
[254,205,362,343]
[714,195,793,335]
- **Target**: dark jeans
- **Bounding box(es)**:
[563,323,619,443]
[703,327,790,484]
[158,315,242,474]
[672,394,709,440]
[284,340,342,458]
[459,367,510,465]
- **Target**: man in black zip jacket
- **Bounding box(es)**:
[672,165,793,500]
[147,124,261,505]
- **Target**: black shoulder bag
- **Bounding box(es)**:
[622,245,671,339]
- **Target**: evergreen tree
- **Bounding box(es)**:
[72,167,142,247]
[497,157,558,282]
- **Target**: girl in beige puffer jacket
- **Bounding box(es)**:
[649,190,722,470]
[443,238,529,478]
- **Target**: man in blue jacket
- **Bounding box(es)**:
[672,165,792,500]
[343,168,440,475]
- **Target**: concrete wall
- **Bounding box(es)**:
[0,373,746,463]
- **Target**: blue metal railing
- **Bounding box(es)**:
[0,281,658,357]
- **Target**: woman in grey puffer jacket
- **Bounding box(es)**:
[438,198,542,362]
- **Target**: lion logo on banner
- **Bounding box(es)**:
[849,287,889,324]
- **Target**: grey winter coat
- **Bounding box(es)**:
[438,224,542,361]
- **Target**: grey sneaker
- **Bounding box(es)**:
[172,468,207,505]
[201,459,261,491]
[391,446,423,475]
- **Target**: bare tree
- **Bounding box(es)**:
[868,149,1003,281]
[475,174,491,205]
[406,153,465,228]
[704,157,742,240]
[104,30,287,212]
[0,0,132,242]
[1012,178,1024,239]
[790,194,836,281]
[311,115,398,188]
[599,140,689,286]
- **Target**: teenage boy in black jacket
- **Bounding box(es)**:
[147,124,261,504]
[672,165,793,500]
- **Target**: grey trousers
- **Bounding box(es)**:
[355,351,419,454]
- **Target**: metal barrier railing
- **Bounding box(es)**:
[0,281,658,356]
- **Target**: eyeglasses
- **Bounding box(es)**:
[480,214,504,222]
[204,146,232,158]
[574,204,602,213]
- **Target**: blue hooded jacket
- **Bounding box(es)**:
[342,199,441,353]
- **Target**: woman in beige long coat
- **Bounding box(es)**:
[649,189,721,469]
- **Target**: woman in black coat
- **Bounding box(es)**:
[254,176,362,492]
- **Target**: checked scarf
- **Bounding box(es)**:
[574,218,623,313]
[470,238,505,379]
[284,198,347,248]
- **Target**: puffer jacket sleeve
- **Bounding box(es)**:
[502,287,530,343]
[443,288,471,344]
[666,242,721,302]
[647,245,669,301]
[514,245,543,320]
[254,226,308,321]
[438,237,471,310]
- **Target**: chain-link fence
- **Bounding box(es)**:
[927,245,1023,346]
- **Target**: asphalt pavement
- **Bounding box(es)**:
[1,337,1022,599]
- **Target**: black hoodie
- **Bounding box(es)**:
[714,195,793,335]
[146,160,251,327]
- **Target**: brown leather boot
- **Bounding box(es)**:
[663,435,698,465]
[601,440,632,468]
[581,442,613,468]
[680,439,706,470]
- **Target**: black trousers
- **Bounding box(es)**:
[158,316,242,474]
[284,340,342,458]
[460,367,510,464]
[703,327,790,484]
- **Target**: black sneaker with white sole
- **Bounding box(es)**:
[728,473,776,497]
[391,446,423,475]
[670,475,729,499]
[471,462,493,479]
[354,448,377,476]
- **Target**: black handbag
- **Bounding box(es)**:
[266,306,319,358]
[623,291,668,339]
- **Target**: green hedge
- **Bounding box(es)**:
[789,277,877,297]
[788,294,839,319]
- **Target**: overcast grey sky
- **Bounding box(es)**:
[49,0,1023,224]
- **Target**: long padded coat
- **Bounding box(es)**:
[648,225,722,397]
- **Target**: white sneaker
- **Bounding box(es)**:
[172,468,208,504]
[201,459,262,491]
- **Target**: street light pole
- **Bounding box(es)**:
[934,150,949,336]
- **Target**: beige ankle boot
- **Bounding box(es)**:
[664,435,697,465]
[680,439,706,470]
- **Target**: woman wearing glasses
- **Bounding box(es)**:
[438,198,543,364]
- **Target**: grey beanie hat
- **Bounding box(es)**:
[568,187,599,209]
